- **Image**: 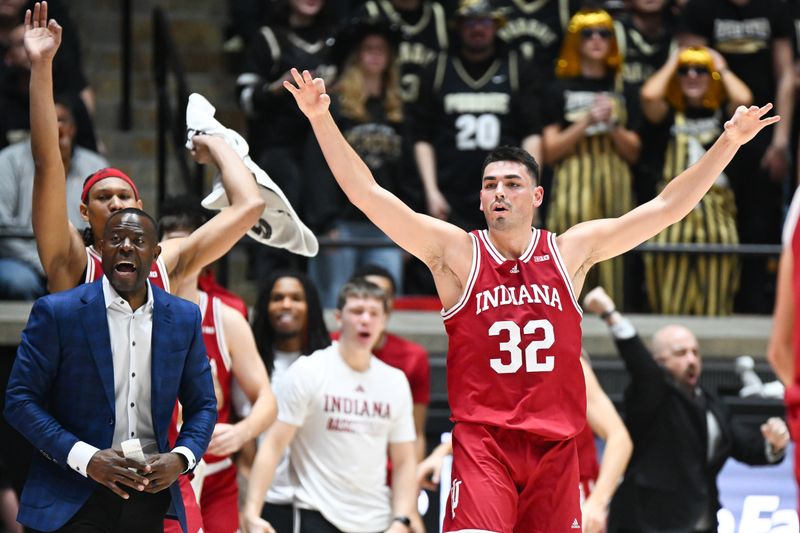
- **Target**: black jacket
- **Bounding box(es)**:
[607,334,780,533]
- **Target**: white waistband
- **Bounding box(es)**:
[204,457,233,476]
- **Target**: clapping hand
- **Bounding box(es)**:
[24,2,61,64]
[723,104,780,146]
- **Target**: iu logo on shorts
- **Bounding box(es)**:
[450,478,463,519]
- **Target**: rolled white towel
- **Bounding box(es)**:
[185,93,318,257]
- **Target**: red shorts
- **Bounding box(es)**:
[164,475,204,533]
[200,462,240,533]
[443,422,581,533]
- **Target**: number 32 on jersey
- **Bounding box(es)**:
[489,319,555,374]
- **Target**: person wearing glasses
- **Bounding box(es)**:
[541,8,641,304]
[678,0,794,314]
[639,46,752,315]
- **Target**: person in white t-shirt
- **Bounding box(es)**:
[243,278,420,533]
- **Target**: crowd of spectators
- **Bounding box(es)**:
[224,0,800,315]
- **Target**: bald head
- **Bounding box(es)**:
[652,325,701,390]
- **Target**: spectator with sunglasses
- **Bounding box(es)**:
[678,0,794,313]
[639,46,752,315]
[541,8,641,305]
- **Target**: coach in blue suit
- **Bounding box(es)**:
[4,208,217,532]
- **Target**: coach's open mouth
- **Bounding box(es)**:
[114,261,136,273]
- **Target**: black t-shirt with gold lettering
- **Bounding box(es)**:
[679,0,791,105]
[353,1,450,104]
[496,0,583,78]
[413,50,542,210]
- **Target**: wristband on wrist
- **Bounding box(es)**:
[600,309,616,320]
[393,516,411,529]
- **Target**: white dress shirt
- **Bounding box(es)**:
[67,277,195,477]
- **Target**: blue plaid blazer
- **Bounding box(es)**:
[4,279,217,532]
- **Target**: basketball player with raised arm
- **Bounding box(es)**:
[24,4,265,532]
[25,2,265,297]
[283,67,779,533]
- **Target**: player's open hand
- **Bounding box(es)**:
[581,494,608,533]
[207,422,249,457]
[283,68,330,119]
[723,103,780,146]
[24,2,62,64]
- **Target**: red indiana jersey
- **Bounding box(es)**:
[443,229,585,439]
[198,290,233,464]
[85,245,170,292]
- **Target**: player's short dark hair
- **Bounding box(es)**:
[337,278,389,313]
[350,264,396,296]
[482,146,540,185]
[157,195,210,241]
[105,207,158,241]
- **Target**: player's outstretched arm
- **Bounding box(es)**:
[581,358,632,533]
[27,2,86,291]
[160,135,265,286]
[284,69,470,282]
[560,104,780,274]
[768,247,794,385]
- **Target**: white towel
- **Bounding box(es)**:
[185,93,318,257]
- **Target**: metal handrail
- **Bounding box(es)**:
[152,7,203,211]
[0,228,785,257]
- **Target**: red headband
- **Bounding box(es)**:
[81,168,140,204]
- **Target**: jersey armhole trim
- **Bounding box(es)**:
[260,26,281,73]
[442,233,480,320]
[433,2,449,49]
[783,187,800,246]
[198,290,209,322]
[156,256,170,294]
[213,296,233,371]
[84,247,94,283]
[548,232,583,315]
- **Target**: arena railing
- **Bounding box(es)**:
[152,6,204,211]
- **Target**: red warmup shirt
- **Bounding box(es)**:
[330,331,431,405]
[198,269,248,319]
[442,229,586,439]
[197,291,233,464]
